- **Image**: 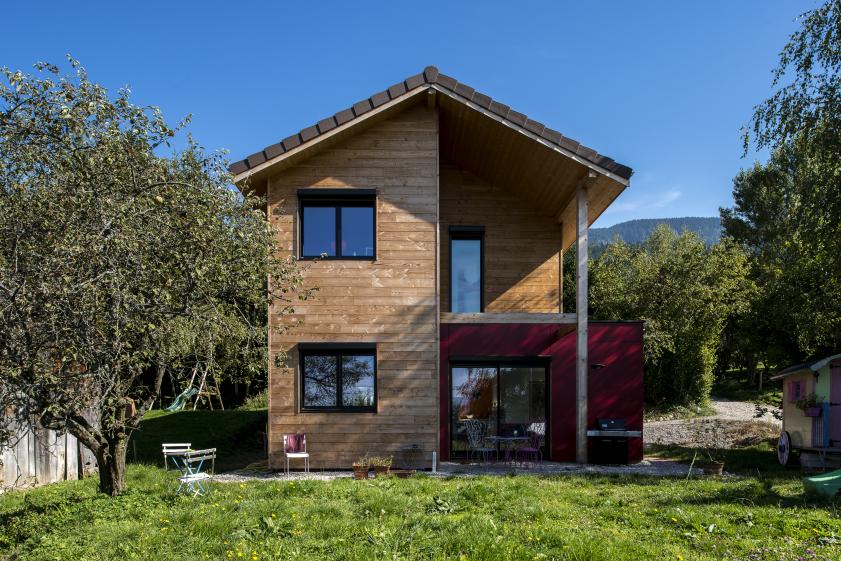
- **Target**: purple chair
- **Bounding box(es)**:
[518,423,545,464]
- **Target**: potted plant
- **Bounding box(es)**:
[352,457,369,480]
[369,456,392,477]
[795,392,822,417]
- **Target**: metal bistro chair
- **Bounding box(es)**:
[283,434,310,474]
[176,448,217,496]
[518,422,546,465]
[162,442,192,471]
[464,419,496,463]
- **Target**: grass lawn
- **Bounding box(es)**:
[129,409,267,472]
[1,462,839,561]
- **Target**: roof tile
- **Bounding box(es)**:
[423,66,439,83]
[559,136,580,153]
[281,134,301,151]
[230,160,249,175]
[300,125,319,142]
[404,73,425,89]
[387,82,407,98]
[352,99,372,117]
[317,117,337,133]
[246,151,267,168]
[436,73,458,89]
[524,119,545,135]
[454,83,476,99]
[370,90,390,108]
[506,110,527,126]
[264,142,286,159]
[489,101,510,119]
[542,128,563,144]
[335,108,355,125]
[472,92,492,109]
[575,145,598,160]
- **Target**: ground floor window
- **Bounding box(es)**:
[450,361,548,457]
[300,345,376,412]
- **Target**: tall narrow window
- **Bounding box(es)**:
[450,226,484,313]
[299,189,376,259]
[300,345,376,412]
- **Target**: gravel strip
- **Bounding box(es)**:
[214,458,702,483]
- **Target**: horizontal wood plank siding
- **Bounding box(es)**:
[439,160,561,313]
[267,106,438,469]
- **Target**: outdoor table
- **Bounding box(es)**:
[485,436,529,464]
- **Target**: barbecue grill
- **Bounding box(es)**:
[586,418,642,464]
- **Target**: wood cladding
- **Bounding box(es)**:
[439,160,562,313]
[266,105,438,469]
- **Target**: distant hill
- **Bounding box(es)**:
[591,217,722,246]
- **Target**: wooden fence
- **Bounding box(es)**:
[1,418,97,490]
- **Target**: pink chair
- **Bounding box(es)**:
[283,434,309,474]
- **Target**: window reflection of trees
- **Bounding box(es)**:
[342,355,374,407]
[303,355,337,407]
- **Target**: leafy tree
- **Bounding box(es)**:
[0,59,311,495]
[590,226,751,406]
[724,0,841,361]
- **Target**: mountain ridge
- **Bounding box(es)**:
[591,216,722,245]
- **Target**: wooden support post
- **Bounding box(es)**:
[576,172,594,464]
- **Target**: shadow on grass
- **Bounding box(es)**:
[128,409,267,472]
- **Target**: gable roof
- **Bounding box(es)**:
[229,66,632,183]
[771,352,841,380]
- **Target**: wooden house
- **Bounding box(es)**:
[230,66,643,469]
[773,353,841,468]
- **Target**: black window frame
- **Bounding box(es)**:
[298,189,376,260]
[299,343,377,413]
[449,225,485,313]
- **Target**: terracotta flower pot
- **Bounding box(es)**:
[373,465,390,477]
[352,466,369,480]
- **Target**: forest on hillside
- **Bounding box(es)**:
[591,217,722,246]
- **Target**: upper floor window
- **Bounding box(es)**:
[450,226,484,313]
[299,189,375,259]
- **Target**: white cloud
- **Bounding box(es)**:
[607,189,682,213]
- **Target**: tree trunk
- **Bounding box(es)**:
[96,437,129,496]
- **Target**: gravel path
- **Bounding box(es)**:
[214,458,702,483]
[644,398,781,449]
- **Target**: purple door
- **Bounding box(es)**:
[831,365,841,447]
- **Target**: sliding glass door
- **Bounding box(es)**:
[450,362,548,457]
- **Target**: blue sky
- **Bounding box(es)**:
[2,1,813,226]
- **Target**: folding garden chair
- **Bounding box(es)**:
[176,448,216,496]
[161,442,192,470]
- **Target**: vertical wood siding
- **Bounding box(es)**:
[1,419,95,489]
[266,105,439,469]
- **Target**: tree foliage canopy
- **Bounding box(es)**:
[0,59,310,494]
[724,0,841,361]
[590,226,752,405]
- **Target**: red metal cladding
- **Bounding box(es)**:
[439,321,644,463]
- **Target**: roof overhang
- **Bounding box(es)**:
[230,66,633,246]
[770,352,841,380]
